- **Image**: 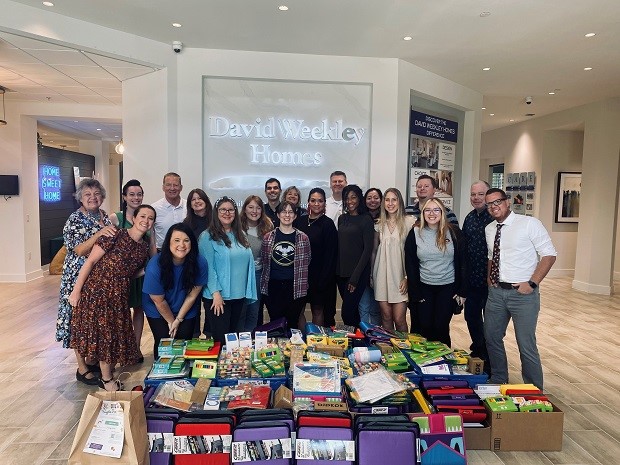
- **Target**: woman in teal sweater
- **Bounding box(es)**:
[198,196,256,343]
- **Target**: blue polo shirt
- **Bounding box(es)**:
[142,254,209,319]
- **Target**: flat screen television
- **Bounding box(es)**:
[0,175,19,196]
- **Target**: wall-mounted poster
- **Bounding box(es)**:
[512,192,525,215]
[519,172,528,190]
[556,172,581,223]
[408,110,458,206]
[527,172,536,190]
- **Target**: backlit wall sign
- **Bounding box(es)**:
[39,164,62,202]
[203,77,372,204]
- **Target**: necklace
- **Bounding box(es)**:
[308,214,323,226]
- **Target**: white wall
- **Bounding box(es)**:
[481,98,620,294]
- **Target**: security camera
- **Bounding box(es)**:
[172,41,183,53]
[525,96,533,105]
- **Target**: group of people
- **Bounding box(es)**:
[56,169,556,391]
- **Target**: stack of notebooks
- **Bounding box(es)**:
[183,338,220,359]
[148,355,191,380]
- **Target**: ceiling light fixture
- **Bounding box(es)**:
[172,23,182,28]
[490,113,495,116]
[0,87,6,125]
[585,32,596,38]
[42,1,54,6]
[115,139,125,155]
[548,92,555,95]
[96,128,101,131]
[482,67,491,71]
[278,5,288,11]
[403,36,413,41]
[480,11,491,17]
[584,67,593,71]
[481,107,486,110]
[510,119,515,122]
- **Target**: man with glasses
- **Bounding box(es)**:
[484,188,556,389]
[462,181,493,366]
[264,178,282,227]
[406,174,459,225]
[153,172,186,250]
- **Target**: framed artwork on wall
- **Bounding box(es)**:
[556,172,581,223]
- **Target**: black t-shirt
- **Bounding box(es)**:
[270,228,296,280]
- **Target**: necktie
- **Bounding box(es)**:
[489,223,504,285]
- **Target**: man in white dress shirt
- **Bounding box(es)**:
[325,170,347,228]
[152,172,187,250]
[484,188,556,389]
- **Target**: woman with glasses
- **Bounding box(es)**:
[239,195,274,331]
[405,198,467,346]
[108,179,156,363]
[260,201,311,330]
[371,188,414,331]
[198,197,256,343]
[295,188,337,326]
[56,178,117,386]
[337,185,374,326]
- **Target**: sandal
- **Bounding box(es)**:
[76,369,100,386]
[98,377,124,392]
[86,362,102,374]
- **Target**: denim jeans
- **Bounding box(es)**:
[358,286,381,325]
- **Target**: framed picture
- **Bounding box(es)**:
[556,172,581,223]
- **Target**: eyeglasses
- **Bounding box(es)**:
[280,210,295,216]
[218,208,236,214]
[486,198,507,208]
[423,208,442,214]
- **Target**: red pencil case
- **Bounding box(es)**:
[436,405,487,423]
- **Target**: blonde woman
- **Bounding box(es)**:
[282,185,307,217]
[404,198,467,346]
[371,188,414,331]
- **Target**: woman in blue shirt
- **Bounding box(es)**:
[199,196,257,343]
[143,222,208,358]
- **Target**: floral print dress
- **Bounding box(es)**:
[56,209,111,348]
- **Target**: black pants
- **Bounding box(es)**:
[465,285,489,356]
[147,316,195,359]
[202,297,244,344]
[322,278,338,327]
[417,282,456,346]
[265,279,306,330]
[337,268,369,327]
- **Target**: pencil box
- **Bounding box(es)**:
[296,426,354,465]
[232,420,293,464]
[174,416,234,465]
[147,419,175,465]
[297,411,352,428]
[357,423,420,465]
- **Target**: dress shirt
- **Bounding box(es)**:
[463,208,493,287]
[152,197,187,249]
[485,212,557,283]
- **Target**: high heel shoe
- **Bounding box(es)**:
[98,377,124,391]
[76,369,100,386]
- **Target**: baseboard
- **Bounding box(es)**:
[547,269,574,278]
[572,279,612,295]
[614,271,620,281]
[0,269,44,283]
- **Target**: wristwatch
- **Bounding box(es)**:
[528,280,538,289]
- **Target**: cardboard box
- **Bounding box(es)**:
[488,403,564,451]
[273,385,293,409]
[468,357,484,375]
[464,423,491,450]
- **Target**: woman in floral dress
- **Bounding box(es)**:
[69,205,156,391]
[56,179,117,386]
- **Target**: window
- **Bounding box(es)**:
[490,164,504,189]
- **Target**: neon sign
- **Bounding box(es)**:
[39,164,62,202]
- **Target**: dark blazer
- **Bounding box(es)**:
[404,224,468,304]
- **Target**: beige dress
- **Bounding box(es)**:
[372,216,415,303]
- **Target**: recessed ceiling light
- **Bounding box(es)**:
[490,113,495,116]
[510,119,515,122]
[42,1,54,6]
[403,36,413,41]
[172,23,182,28]
[481,107,486,110]
[73,120,78,123]
[96,128,101,131]
[482,67,491,71]
[43,133,48,136]
[584,67,593,71]
[50,140,54,142]
[115,135,119,138]
[278,5,288,11]
[480,11,491,17]
[585,32,596,38]
[548,92,555,95]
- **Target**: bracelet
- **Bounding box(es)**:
[175,317,184,322]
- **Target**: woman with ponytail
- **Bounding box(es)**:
[109,179,156,361]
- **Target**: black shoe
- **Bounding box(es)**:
[137,356,144,364]
[76,369,100,386]
[98,377,124,391]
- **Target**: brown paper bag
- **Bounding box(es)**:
[69,390,149,465]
